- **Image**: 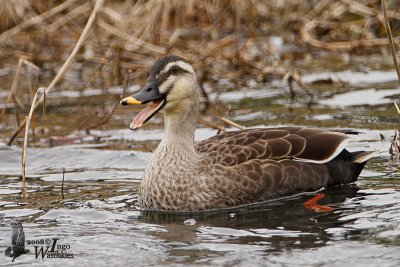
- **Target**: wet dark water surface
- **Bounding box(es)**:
[1,69,400,266]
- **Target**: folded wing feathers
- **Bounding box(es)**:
[196,127,354,165]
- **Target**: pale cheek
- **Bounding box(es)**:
[158,77,175,94]
[166,80,190,101]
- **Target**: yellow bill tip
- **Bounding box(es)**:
[120,97,142,105]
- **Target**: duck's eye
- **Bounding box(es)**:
[170,66,179,75]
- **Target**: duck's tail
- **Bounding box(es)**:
[352,150,380,164]
[325,150,378,186]
[348,150,379,181]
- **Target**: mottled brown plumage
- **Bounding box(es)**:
[121,55,377,212]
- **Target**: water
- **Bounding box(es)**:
[0,69,400,266]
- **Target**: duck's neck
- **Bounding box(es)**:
[162,98,199,149]
[140,95,206,210]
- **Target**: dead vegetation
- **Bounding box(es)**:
[0,0,399,92]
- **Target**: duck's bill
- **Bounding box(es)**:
[132,98,165,130]
[120,96,165,130]
[120,80,166,130]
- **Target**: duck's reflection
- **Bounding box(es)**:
[133,185,360,255]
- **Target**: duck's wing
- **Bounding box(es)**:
[195,126,351,166]
[202,158,331,208]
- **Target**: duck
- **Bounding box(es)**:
[120,55,377,212]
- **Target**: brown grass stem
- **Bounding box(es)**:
[382,0,400,81]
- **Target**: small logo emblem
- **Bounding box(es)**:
[4,220,30,262]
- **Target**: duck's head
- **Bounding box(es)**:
[120,55,198,130]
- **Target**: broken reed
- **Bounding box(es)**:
[21,88,45,198]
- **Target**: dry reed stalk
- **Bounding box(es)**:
[0,59,40,121]
[198,117,226,132]
[21,88,44,199]
[391,132,400,162]
[11,94,24,110]
[284,70,314,99]
[80,55,143,70]
[342,0,400,20]
[382,0,400,81]
[61,169,65,200]
[97,19,166,54]
[0,58,23,120]
[301,19,395,50]
[301,0,400,52]
[7,122,26,146]
[84,70,130,131]
[394,102,400,115]
[0,0,31,31]
[100,7,122,23]
[48,2,91,33]
[308,0,330,16]
[235,0,242,41]
[0,0,81,44]
[390,103,400,162]
[8,0,104,145]
[218,116,245,130]
[11,94,20,127]
[340,0,376,17]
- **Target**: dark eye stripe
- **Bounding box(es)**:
[150,55,188,78]
[156,65,189,86]
[166,65,189,76]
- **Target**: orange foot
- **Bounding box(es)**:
[304,193,333,212]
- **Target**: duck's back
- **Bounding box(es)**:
[194,127,375,208]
